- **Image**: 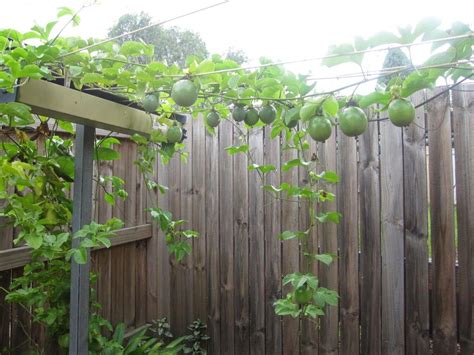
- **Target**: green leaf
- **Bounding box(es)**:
[73,248,87,264]
[94,147,120,161]
[413,17,441,38]
[281,158,309,172]
[322,96,339,116]
[303,304,325,318]
[358,91,391,108]
[318,171,339,183]
[196,59,215,74]
[81,72,103,85]
[274,297,302,318]
[315,253,334,266]
[225,144,248,155]
[316,211,341,224]
[367,31,401,47]
[120,41,147,56]
[248,164,276,174]
[278,231,308,240]
[57,119,74,134]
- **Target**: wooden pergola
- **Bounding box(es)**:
[2,79,155,354]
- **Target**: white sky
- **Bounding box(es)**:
[2,0,473,91]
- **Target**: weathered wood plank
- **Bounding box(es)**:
[337,132,359,355]
[192,116,208,324]
[152,146,170,321]
[16,79,153,136]
[403,92,430,354]
[0,203,13,353]
[180,119,194,331]
[452,84,474,355]
[427,87,457,355]
[219,119,235,354]
[248,128,265,355]
[318,131,339,355]
[281,135,300,355]
[263,125,282,355]
[300,137,318,355]
[0,225,152,271]
[206,123,220,354]
[359,112,382,355]
[233,127,249,355]
[168,138,183,333]
[380,114,405,354]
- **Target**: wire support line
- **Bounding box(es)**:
[166,33,474,78]
[59,0,229,58]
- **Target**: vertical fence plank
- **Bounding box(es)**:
[359,112,381,355]
[427,88,457,354]
[10,267,31,353]
[281,136,300,355]
[95,158,113,326]
[219,119,235,354]
[300,137,318,355]
[169,140,182,332]
[264,126,282,355]
[123,142,137,329]
[180,119,194,331]
[452,84,474,355]
[233,128,249,354]
[404,92,430,354]
[206,125,220,354]
[337,133,359,355]
[153,143,170,321]
[135,143,147,327]
[0,197,12,352]
[380,115,405,354]
[192,116,207,324]
[319,132,339,355]
[110,142,126,326]
[248,128,265,354]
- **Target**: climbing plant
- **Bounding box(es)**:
[0,6,472,352]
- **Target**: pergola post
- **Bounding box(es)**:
[69,124,95,354]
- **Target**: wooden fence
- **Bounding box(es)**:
[0,84,473,354]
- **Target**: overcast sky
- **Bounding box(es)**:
[2,0,472,91]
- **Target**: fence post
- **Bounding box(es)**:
[69,124,95,355]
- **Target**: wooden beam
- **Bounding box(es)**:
[0,224,152,272]
[16,80,153,136]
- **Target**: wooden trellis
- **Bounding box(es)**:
[2,79,154,354]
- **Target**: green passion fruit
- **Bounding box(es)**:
[294,285,314,305]
[142,94,159,112]
[259,105,277,124]
[166,126,183,144]
[307,117,332,142]
[388,98,415,127]
[232,106,247,122]
[284,107,300,128]
[339,106,368,137]
[171,79,198,107]
[244,108,259,126]
[205,111,221,128]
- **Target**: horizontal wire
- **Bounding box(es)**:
[169,32,473,78]
[306,60,474,81]
[59,0,229,58]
